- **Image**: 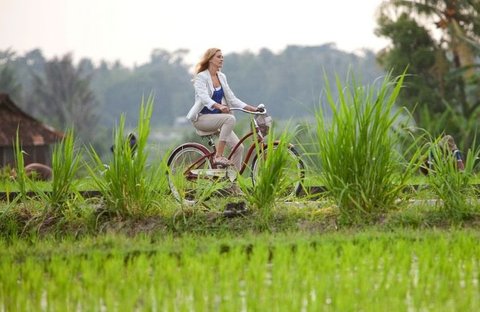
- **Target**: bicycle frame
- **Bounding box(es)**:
[167,106,305,203]
[180,108,269,179]
[180,128,264,180]
[208,111,270,170]
[227,129,265,174]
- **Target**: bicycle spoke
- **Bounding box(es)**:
[167,145,211,204]
[251,145,305,198]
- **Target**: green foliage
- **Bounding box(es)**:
[292,121,323,179]
[376,0,480,149]
[100,49,193,127]
[425,136,480,221]
[86,96,169,216]
[30,53,99,143]
[168,164,230,207]
[419,103,480,151]
[0,64,22,101]
[13,131,29,202]
[0,165,14,181]
[2,231,480,311]
[240,130,298,228]
[315,72,421,223]
[47,129,82,210]
[376,13,442,116]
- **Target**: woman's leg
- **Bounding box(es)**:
[193,114,236,159]
[225,132,244,171]
[217,140,227,157]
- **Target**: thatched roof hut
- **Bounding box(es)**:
[0,93,63,167]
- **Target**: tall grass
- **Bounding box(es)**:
[425,136,480,221]
[46,129,82,210]
[315,72,422,223]
[240,129,299,228]
[87,96,169,216]
[13,130,28,201]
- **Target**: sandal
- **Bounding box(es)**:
[213,155,233,167]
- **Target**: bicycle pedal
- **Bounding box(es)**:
[226,169,237,182]
[214,163,231,169]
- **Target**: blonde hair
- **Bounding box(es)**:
[194,48,221,74]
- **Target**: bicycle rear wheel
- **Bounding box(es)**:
[167,144,212,204]
[251,144,305,197]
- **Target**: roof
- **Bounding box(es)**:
[0,93,64,147]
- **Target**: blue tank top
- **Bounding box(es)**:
[200,87,224,114]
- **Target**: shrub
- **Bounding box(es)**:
[314,72,421,224]
[87,96,169,216]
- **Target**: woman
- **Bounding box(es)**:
[187,48,260,170]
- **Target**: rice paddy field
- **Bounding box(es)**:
[1,230,480,311]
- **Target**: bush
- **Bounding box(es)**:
[314,72,422,224]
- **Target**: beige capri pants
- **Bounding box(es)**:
[192,113,244,170]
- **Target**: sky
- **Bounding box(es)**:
[0,0,389,67]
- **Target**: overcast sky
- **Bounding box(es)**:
[1,0,389,67]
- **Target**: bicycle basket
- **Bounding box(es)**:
[254,113,272,136]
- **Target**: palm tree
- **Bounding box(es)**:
[384,0,479,73]
[31,54,99,142]
[0,49,22,101]
[376,0,480,147]
[380,0,479,93]
[0,65,22,101]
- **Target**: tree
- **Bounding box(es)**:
[30,54,99,142]
[101,49,192,127]
[0,49,22,101]
[375,0,480,147]
[376,13,443,114]
[0,65,22,101]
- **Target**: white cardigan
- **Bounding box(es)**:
[186,70,247,121]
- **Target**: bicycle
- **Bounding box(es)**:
[166,105,305,204]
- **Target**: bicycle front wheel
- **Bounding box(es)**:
[251,144,305,198]
[167,144,212,204]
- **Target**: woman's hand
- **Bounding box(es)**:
[245,105,261,112]
[214,103,230,113]
[244,104,266,112]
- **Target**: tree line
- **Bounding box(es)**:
[0,44,383,155]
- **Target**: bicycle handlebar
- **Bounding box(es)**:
[230,105,267,115]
